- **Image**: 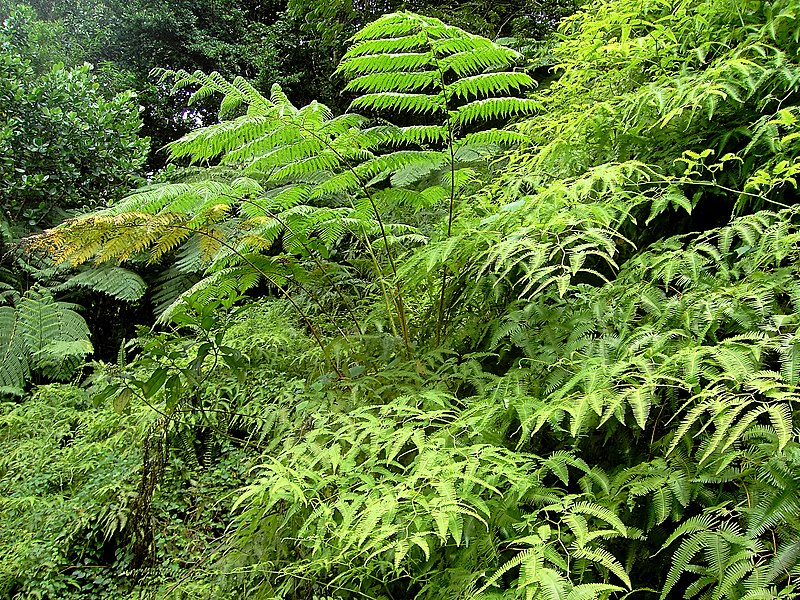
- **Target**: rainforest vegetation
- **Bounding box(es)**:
[1,0,800,598]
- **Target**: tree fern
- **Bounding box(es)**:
[336,11,539,340]
[31,13,540,352]
[0,287,92,395]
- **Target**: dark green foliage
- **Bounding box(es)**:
[53,266,147,303]
[288,0,576,43]
[0,9,147,234]
[0,6,152,394]
[12,0,292,166]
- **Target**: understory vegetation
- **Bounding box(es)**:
[2,0,800,598]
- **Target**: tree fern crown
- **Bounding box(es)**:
[338,11,539,139]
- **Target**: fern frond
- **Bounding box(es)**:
[350,92,446,115]
[344,71,438,94]
[570,545,631,588]
[447,72,536,101]
[452,97,542,127]
[337,52,435,77]
[0,306,28,396]
[378,125,449,147]
[54,266,147,302]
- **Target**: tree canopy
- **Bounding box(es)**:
[0,5,147,235]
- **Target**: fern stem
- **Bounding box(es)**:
[634,178,788,210]
[435,271,448,346]
[265,112,412,355]
[346,224,409,348]
[432,40,457,346]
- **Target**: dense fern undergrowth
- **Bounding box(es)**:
[3,0,800,598]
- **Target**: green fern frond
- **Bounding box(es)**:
[344,71,438,94]
[54,266,147,302]
[17,289,93,379]
[350,92,447,115]
[455,129,530,147]
[571,546,631,588]
[447,72,536,101]
[566,583,626,600]
[338,52,434,77]
[452,97,542,127]
[0,288,93,391]
[0,305,28,396]
[380,125,449,146]
[349,12,425,41]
